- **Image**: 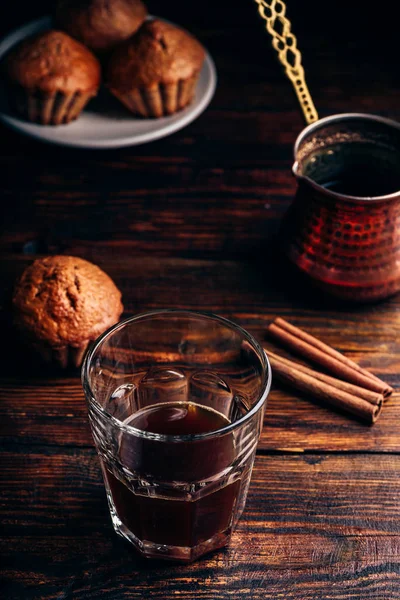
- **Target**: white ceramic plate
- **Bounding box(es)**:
[0,16,217,148]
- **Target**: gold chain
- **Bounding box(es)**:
[254,0,318,124]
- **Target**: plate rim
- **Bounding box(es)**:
[0,15,217,149]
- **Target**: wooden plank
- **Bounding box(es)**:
[1,380,400,452]
[1,449,399,599]
[0,256,398,452]
[2,256,400,353]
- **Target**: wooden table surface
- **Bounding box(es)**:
[1,1,400,598]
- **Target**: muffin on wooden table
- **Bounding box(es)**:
[107,19,205,118]
[4,30,101,125]
[13,256,123,368]
[55,0,147,53]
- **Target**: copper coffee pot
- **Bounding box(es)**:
[255,0,400,302]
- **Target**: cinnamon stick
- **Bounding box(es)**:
[267,352,383,424]
[275,318,387,389]
[267,319,393,398]
[266,350,383,405]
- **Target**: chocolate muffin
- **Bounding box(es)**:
[4,30,101,125]
[107,19,205,118]
[55,0,147,53]
[13,256,123,368]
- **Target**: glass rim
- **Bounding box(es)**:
[81,309,272,443]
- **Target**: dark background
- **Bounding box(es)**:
[1,1,399,261]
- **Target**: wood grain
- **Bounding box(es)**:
[1,449,400,599]
[1,379,400,452]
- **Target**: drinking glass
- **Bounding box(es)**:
[82,309,271,562]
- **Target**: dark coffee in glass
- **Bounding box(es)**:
[102,402,240,549]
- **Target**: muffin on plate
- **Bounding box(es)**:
[4,30,101,125]
[13,256,123,368]
[55,0,147,53]
[106,19,205,118]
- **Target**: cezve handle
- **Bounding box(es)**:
[254,0,319,125]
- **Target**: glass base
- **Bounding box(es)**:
[112,517,231,562]
[103,460,241,562]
